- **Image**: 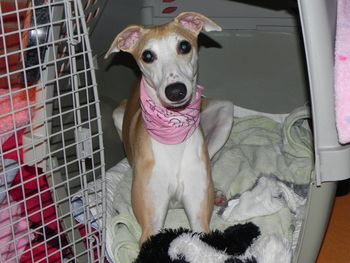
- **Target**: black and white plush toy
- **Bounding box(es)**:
[134,223,260,263]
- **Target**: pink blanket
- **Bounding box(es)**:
[0,88,36,145]
[335,0,350,144]
[0,197,33,262]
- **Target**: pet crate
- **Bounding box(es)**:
[94,0,348,262]
[0,0,348,263]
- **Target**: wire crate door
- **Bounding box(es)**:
[0,0,106,262]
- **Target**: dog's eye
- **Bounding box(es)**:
[142,50,156,63]
[178,40,191,55]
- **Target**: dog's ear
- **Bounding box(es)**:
[174,12,222,36]
[105,25,144,58]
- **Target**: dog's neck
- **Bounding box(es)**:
[140,77,203,145]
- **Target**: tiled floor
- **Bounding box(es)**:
[316,192,350,263]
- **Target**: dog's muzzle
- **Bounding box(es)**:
[165,82,187,102]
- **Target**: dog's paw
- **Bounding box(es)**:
[214,190,227,206]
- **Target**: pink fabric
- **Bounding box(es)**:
[140,78,203,144]
[0,88,35,145]
[335,0,350,144]
[0,197,33,262]
[10,166,72,262]
[2,133,72,262]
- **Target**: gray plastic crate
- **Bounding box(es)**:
[138,0,344,262]
[90,0,347,262]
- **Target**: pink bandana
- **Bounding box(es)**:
[140,78,203,145]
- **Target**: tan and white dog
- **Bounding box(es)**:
[105,12,222,245]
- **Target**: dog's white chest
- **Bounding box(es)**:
[149,129,207,206]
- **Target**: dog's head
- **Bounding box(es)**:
[105,12,221,108]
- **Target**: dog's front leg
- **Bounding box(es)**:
[132,162,170,245]
[182,141,214,233]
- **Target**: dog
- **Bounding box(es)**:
[105,12,222,245]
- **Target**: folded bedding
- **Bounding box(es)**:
[71,105,313,263]
[213,106,312,199]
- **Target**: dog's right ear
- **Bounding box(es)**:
[174,12,222,36]
[104,25,144,59]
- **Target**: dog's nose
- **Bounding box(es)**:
[165,82,187,102]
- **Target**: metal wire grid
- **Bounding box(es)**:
[0,0,106,262]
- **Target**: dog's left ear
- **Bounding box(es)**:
[174,12,222,36]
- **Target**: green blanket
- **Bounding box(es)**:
[212,106,313,198]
